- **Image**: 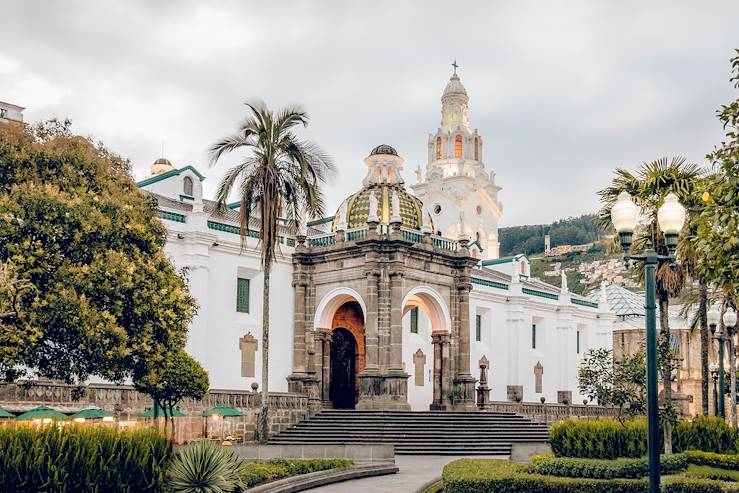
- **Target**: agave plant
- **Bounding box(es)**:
[167,440,245,493]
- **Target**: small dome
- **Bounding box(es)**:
[369,144,398,156]
[332,184,430,231]
[148,157,175,177]
[443,74,467,97]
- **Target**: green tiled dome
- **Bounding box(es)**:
[332,184,429,231]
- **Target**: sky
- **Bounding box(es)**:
[2,1,737,226]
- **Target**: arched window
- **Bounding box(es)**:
[183,176,194,196]
[435,137,442,160]
[454,135,462,158]
[474,137,479,161]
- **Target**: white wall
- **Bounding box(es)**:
[402,309,434,411]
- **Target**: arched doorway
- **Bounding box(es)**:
[330,328,356,408]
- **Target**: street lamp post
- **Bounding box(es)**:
[709,307,726,418]
[612,191,686,493]
[724,308,738,424]
[711,364,720,417]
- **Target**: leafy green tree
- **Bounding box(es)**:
[692,50,739,307]
[134,350,209,439]
[0,120,197,388]
[578,347,647,422]
[210,102,333,442]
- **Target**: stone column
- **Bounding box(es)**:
[315,328,332,408]
[389,269,404,370]
[453,278,477,410]
[431,332,451,410]
[364,270,380,370]
[291,281,306,373]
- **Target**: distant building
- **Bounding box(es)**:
[544,234,551,255]
[0,101,24,125]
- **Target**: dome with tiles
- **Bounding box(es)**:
[332,184,428,231]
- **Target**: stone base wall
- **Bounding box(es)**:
[0,382,309,443]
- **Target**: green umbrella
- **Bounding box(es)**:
[202,405,245,417]
[71,407,113,420]
[139,404,186,418]
[15,406,68,421]
[0,406,15,419]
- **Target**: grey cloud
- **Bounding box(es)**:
[1,0,737,225]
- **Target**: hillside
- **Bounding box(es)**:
[499,214,640,296]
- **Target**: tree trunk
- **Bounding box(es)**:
[699,279,709,415]
[258,269,270,443]
[659,294,673,454]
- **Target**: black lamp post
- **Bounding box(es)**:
[710,364,720,417]
[709,307,727,418]
[611,191,686,493]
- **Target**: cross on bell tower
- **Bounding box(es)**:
[452,59,458,75]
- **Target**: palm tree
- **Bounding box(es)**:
[598,156,703,452]
[210,102,333,442]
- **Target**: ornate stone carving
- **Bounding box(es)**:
[239,332,258,378]
[534,361,543,394]
[413,349,426,387]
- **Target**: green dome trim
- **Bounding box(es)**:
[369,144,398,156]
[332,184,429,231]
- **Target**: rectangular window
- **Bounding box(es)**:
[410,307,418,334]
[236,277,250,313]
[577,330,580,354]
[532,324,537,349]
[475,314,482,342]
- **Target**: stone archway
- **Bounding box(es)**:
[401,287,453,410]
[332,301,365,407]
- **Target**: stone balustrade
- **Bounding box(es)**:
[486,400,620,424]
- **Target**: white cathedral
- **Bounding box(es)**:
[137,69,615,411]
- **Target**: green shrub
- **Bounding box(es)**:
[661,477,731,493]
[684,464,739,482]
[442,458,650,493]
[549,418,647,458]
[167,440,244,493]
[550,417,739,459]
[239,458,352,488]
[0,424,170,493]
[674,417,739,455]
[686,451,739,471]
[531,454,688,479]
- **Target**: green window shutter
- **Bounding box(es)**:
[236,278,250,313]
[577,330,580,354]
[475,314,482,342]
[532,324,536,349]
[410,307,418,334]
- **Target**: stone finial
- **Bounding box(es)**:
[511,259,521,283]
[560,270,569,293]
[336,200,348,232]
[367,191,379,223]
[421,207,432,234]
[390,190,401,224]
[599,280,610,310]
[415,165,423,183]
[457,210,470,242]
[297,212,308,237]
[478,355,489,386]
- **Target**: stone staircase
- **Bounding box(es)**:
[269,409,549,455]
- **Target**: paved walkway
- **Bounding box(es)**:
[305,455,506,493]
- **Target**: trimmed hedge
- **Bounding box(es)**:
[686,451,739,472]
[0,425,170,493]
[442,459,739,493]
[550,416,739,459]
[531,453,689,479]
[684,465,739,483]
[442,459,650,493]
[240,458,352,487]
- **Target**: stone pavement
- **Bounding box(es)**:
[306,455,507,493]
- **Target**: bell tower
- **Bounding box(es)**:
[411,64,503,259]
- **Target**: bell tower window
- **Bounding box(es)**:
[474,137,479,160]
[435,137,442,160]
[454,135,462,158]
[183,176,194,196]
